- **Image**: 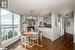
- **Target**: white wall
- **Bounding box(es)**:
[51,12,64,41]
[39,28,52,39]
[66,17,74,34]
[74,11,75,42]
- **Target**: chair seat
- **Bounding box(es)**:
[31,38,38,40]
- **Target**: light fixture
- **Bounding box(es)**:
[28,16,33,19]
[28,9,35,19]
[0,0,8,8]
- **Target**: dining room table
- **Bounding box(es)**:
[22,31,43,48]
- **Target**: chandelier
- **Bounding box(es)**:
[28,10,35,19]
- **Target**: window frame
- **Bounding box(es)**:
[0,9,20,42]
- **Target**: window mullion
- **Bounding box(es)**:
[0,8,2,47]
[12,13,14,37]
[0,9,1,33]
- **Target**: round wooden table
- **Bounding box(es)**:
[22,32,43,48]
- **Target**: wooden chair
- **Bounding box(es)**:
[39,31,43,42]
[21,35,28,48]
[30,32,39,45]
[21,32,32,49]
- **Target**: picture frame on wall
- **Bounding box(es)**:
[40,21,42,26]
[67,20,70,26]
[39,21,43,27]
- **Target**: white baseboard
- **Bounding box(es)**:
[51,33,64,41]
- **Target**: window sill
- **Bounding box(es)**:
[1,35,20,48]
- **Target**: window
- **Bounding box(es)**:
[1,9,12,25]
[14,14,20,36]
[0,9,20,41]
[1,9,13,41]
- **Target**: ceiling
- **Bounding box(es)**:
[4,0,75,17]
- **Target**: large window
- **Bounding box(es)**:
[14,14,20,36]
[0,9,20,41]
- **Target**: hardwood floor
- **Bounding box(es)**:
[73,43,75,50]
[53,33,73,50]
[7,37,52,50]
[7,33,73,50]
[6,39,20,49]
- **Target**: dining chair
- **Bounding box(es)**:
[30,32,39,45]
[21,35,30,48]
[39,31,43,42]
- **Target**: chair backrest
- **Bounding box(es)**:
[21,35,28,42]
[31,32,38,39]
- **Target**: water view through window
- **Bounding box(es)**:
[0,9,20,41]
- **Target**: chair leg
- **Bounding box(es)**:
[41,36,42,42]
[37,39,38,45]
